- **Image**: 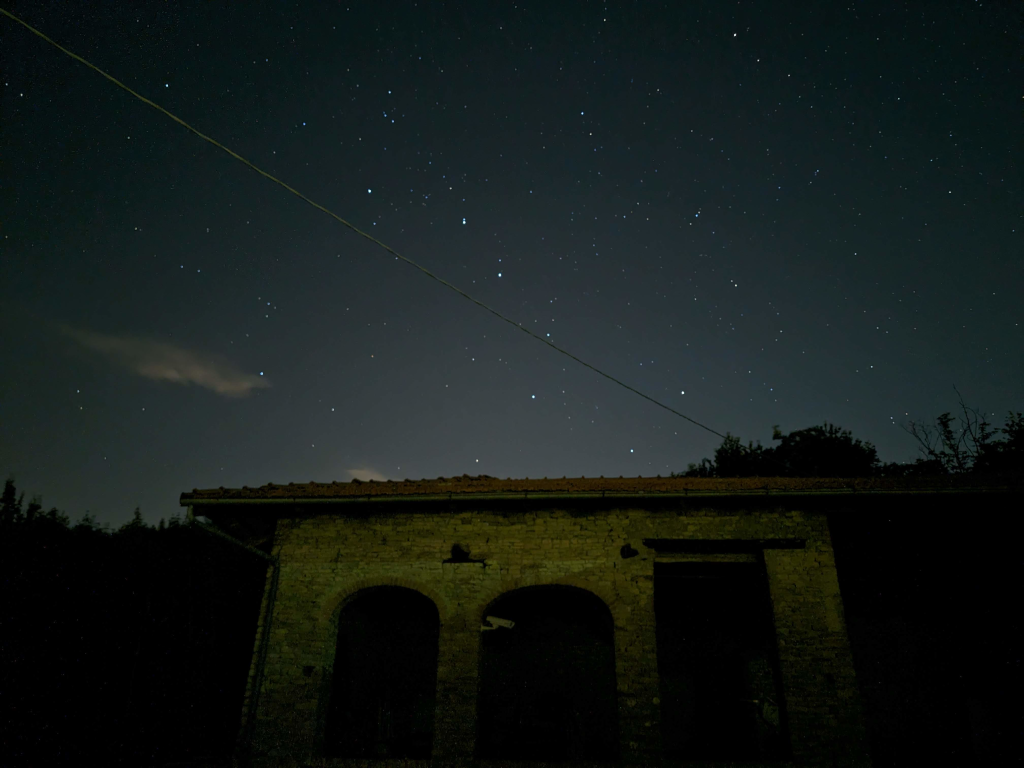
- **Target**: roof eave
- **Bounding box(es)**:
[180,484,1014,506]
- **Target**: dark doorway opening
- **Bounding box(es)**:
[654,561,788,759]
[323,587,439,758]
[476,585,619,762]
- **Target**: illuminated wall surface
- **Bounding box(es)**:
[182,475,994,768]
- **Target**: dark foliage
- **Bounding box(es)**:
[675,422,881,478]
[0,480,267,767]
[828,498,1020,765]
[905,404,1024,475]
[675,405,1022,479]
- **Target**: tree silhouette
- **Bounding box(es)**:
[904,390,1023,474]
[0,477,266,767]
[1,478,24,526]
[771,422,879,477]
[679,399,1021,479]
[975,412,1024,473]
[676,422,878,477]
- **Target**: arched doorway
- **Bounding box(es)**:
[476,585,619,761]
[323,586,440,758]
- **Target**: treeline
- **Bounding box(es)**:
[1,481,267,767]
[676,406,1023,478]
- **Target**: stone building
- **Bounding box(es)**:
[181,475,882,768]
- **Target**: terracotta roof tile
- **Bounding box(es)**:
[180,473,1019,504]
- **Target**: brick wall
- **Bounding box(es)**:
[237,501,870,767]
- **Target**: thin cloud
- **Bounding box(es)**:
[64,327,270,397]
[345,467,390,482]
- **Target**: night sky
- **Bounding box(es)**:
[1,1,1020,525]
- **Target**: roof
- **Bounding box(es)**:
[180,473,1021,505]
